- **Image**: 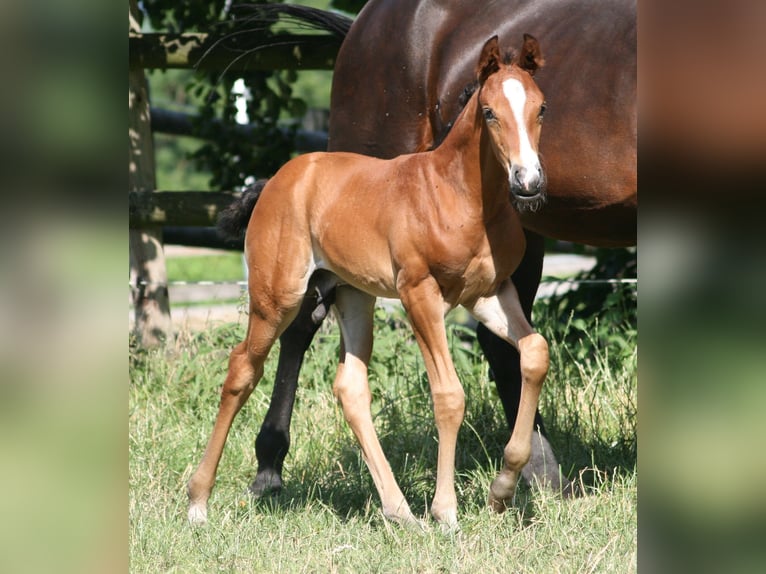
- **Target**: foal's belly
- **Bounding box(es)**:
[311,237,400,299]
[313,232,514,305]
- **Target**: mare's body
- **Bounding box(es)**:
[251,0,636,497]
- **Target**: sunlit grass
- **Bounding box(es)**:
[165,254,245,284]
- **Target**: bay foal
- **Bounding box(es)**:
[187,35,549,528]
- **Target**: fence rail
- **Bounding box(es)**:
[129,190,239,227]
[150,107,329,151]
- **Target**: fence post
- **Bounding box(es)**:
[129,0,172,346]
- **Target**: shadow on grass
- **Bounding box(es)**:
[178,302,636,525]
[237,372,635,524]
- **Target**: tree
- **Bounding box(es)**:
[140,0,312,190]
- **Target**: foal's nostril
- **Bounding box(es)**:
[512,167,526,187]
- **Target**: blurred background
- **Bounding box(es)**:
[0,0,764,572]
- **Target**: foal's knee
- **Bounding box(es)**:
[518,333,549,386]
[504,439,531,471]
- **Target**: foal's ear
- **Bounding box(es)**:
[477,35,501,84]
[516,33,545,76]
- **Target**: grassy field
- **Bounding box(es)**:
[129,300,636,573]
[166,253,245,285]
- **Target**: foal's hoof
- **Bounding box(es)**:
[436,518,461,534]
[393,515,429,532]
[431,508,460,532]
[248,469,283,498]
[188,502,208,525]
[382,502,425,531]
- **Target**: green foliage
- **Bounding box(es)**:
[141,1,314,191]
[141,0,366,191]
[141,0,228,33]
[540,248,637,362]
[188,66,303,189]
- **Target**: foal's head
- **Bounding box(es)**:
[476,35,547,211]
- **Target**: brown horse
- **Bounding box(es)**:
[189,36,549,527]
[249,0,636,500]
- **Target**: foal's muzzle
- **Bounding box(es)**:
[509,164,547,211]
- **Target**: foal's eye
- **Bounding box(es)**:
[538,102,547,121]
[483,107,497,122]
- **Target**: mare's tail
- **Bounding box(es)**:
[217,180,266,242]
[217,6,353,243]
[230,4,352,38]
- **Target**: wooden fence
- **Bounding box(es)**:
[128,0,343,346]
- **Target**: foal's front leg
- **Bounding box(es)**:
[477,231,575,497]
[399,275,465,528]
[467,279,549,512]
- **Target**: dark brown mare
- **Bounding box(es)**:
[247,0,636,500]
[188,36,549,527]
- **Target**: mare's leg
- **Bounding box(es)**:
[476,231,574,496]
[250,271,337,497]
[399,276,465,528]
[332,287,416,524]
[467,279,550,512]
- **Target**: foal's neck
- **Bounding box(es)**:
[431,90,509,213]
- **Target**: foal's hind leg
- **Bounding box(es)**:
[187,326,270,524]
[250,271,337,497]
[332,286,416,524]
[187,260,311,523]
[467,279,549,512]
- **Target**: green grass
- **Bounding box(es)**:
[129,301,636,573]
[166,254,245,284]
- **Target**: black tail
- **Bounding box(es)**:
[217,180,267,242]
[231,4,353,38]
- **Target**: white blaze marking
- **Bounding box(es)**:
[502,78,541,187]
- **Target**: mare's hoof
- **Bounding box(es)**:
[488,493,509,514]
[248,470,283,498]
[488,472,516,513]
[560,475,582,499]
[521,431,580,498]
[521,465,580,499]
